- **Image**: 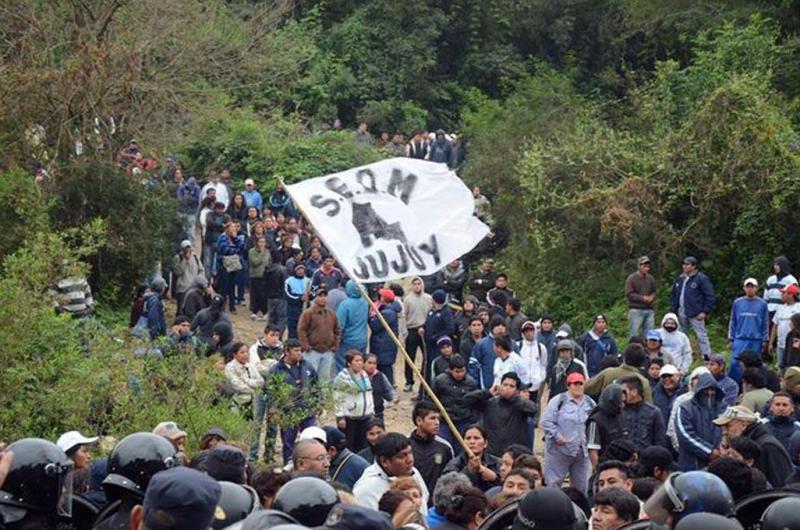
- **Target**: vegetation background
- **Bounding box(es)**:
[1,0,799,447]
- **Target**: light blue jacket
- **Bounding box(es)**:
[336,281,368,347]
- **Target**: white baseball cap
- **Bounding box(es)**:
[743,277,758,287]
[56,430,99,453]
[245,178,255,186]
[298,426,327,444]
[659,364,679,377]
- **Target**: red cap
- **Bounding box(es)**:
[566,372,585,385]
[378,288,395,303]
[782,284,800,296]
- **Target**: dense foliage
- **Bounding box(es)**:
[2,1,800,440]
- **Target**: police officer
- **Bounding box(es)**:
[0,438,74,530]
[93,433,178,530]
[128,467,221,530]
[644,471,735,530]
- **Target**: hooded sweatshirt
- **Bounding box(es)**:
[658,313,693,373]
[181,276,210,320]
[403,277,433,329]
[676,373,724,471]
[212,320,236,361]
[191,297,230,345]
[586,384,627,460]
[667,366,710,451]
[336,280,369,347]
[546,324,585,378]
[518,321,548,389]
[765,256,798,314]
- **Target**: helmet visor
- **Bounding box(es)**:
[51,463,74,518]
[644,477,682,525]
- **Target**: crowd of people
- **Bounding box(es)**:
[9,131,800,529]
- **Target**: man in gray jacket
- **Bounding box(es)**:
[403,277,433,392]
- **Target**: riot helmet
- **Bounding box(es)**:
[760,496,800,530]
[272,477,337,527]
[644,471,734,527]
[101,432,177,501]
[212,481,260,529]
[0,438,74,523]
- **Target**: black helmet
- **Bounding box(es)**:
[102,432,177,501]
[760,496,800,530]
[0,438,74,522]
[213,482,259,529]
[272,477,337,527]
[675,512,743,530]
[240,509,301,530]
[644,471,734,525]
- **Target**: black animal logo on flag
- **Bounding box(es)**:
[351,202,408,248]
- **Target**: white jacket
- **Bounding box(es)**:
[224,359,263,404]
[333,369,375,418]
[518,337,548,388]
[658,313,692,372]
[352,463,429,514]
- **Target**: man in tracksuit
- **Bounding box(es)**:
[728,277,769,383]
[670,256,716,360]
[676,373,724,471]
[408,401,454,505]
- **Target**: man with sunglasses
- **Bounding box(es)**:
[626,256,657,338]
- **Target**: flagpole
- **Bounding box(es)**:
[282,180,474,458]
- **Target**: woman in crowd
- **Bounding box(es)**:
[333,350,375,452]
[227,192,248,223]
[436,484,487,530]
[443,425,501,491]
[217,221,246,313]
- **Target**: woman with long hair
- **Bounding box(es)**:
[442,425,501,491]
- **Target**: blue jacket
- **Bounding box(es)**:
[676,374,724,471]
[761,414,800,453]
[469,334,496,390]
[216,233,246,271]
[369,301,401,366]
[653,383,686,428]
[714,374,739,408]
[670,271,715,318]
[336,281,368,348]
[241,189,263,213]
[578,331,618,377]
[728,296,769,342]
[176,177,201,214]
[267,357,318,413]
[329,449,369,489]
[423,305,455,351]
[143,292,166,340]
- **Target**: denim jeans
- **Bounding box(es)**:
[628,308,655,338]
[679,315,711,357]
[304,349,334,381]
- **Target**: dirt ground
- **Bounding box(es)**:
[226,299,545,458]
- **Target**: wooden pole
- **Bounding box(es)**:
[282,181,474,457]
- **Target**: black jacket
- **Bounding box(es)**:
[622,400,667,451]
[409,430,454,501]
[761,415,800,453]
[743,421,792,487]
[432,372,479,423]
[586,384,627,461]
[443,451,502,491]
[464,390,537,457]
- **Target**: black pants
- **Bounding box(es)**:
[344,415,372,452]
[250,277,268,314]
[404,328,424,385]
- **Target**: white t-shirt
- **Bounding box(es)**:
[493,352,527,387]
[773,302,800,350]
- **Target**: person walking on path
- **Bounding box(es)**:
[626,256,657,338]
[403,277,433,392]
[297,286,341,381]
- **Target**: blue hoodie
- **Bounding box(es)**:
[676,374,724,471]
[336,281,369,348]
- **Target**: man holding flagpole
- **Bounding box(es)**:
[285,157,490,454]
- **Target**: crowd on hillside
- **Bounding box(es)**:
[8,130,800,529]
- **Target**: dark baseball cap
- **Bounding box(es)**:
[683,256,698,265]
[142,467,222,530]
[513,488,576,530]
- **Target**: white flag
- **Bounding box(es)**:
[285,158,490,283]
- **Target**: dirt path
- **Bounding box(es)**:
[225,295,416,436]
